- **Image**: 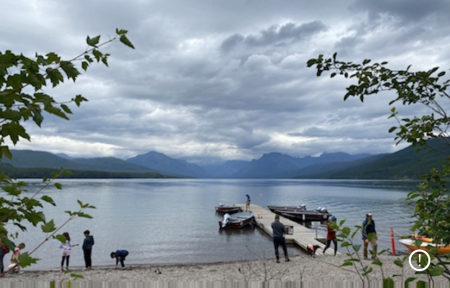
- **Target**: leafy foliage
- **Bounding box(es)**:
[0,29,134,272]
[308,53,450,282]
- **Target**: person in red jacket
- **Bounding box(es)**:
[323,216,338,256]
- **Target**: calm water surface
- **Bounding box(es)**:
[5,179,419,270]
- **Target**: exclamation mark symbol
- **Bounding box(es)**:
[419,254,421,267]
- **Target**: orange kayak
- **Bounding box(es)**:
[399,239,450,255]
[412,234,434,243]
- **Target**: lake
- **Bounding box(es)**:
[3,179,419,270]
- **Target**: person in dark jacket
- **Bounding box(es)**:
[82,230,94,270]
[245,194,251,211]
[271,215,290,263]
[362,213,378,260]
[111,250,129,269]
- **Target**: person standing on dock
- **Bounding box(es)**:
[362,213,378,260]
[271,215,290,263]
[245,194,251,211]
[323,216,337,256]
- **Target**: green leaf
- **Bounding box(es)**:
[73,94,88,107]
[383,278,394,288]
[60,61,81,81]
[119,35,135,49]
[352,244,361,252]
[361,266,373,276]
[17,252,39,268]
[340,241,351,248]
[81,61,89,71]
[341,227,351,236]
[46,68,64,87]
[340,261,354,267]
[116,28,128,35]
[416,281,427,288]
[41,219,56,233]
[0,146,13,159]
[46,52,61,64]
[101,57,109,67]
[41,195,56,206]
[306,59,317,67]
[6,74,22,89]
[428,265,444,276]
[77,212,93,219]
[86,35,101,47]
[60,104,72,115]
[44,106,69,120]
[92,49,102,62]
[329,222,339,230]
[70,272,84,279]
[55,234,67,243]
[372,259,382,266]
[393,259,403,268]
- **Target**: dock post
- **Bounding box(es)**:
[391,227,396,255]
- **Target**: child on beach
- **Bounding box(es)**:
[82,230,95,270]
[8,243,25,273]
[111,250,129,269]
[59,232,79,271]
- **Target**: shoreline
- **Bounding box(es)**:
[1,255,448,284]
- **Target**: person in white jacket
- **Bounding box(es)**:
[59,232,78,271]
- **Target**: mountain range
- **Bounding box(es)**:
[1,138,449,179]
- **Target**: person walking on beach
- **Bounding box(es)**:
[59,232,79,271]
[111,250,129,269]
[323,216,338,256]
[8,242,25,273]
[82,230,95,270]
[245,194,251,211]
[362,213,378,260]
[271,215,290,263]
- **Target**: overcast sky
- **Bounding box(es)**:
[2,0,450,165]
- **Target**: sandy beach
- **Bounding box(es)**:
[0,254,448,287]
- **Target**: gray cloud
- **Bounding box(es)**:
[2,0,450,165]
[220,21,327,53]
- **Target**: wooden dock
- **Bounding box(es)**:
[235,204,339,256]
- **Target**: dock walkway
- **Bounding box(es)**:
[235,204,339,256]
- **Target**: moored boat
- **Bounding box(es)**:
[219,211,255,229]
[399,238,450,255]
[267,205,307,213]
[268,205,331,221]
[215,204,242,214]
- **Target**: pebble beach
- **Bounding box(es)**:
[0,254,448,287]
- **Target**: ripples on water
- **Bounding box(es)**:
[3,179,419,270]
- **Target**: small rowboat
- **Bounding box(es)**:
[215,204,242,214]
[219,212,255,229]
[267,205,307,213]
[268,205,331,222]
[399,239,450,255]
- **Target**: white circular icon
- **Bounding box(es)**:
[408,249,431,271]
